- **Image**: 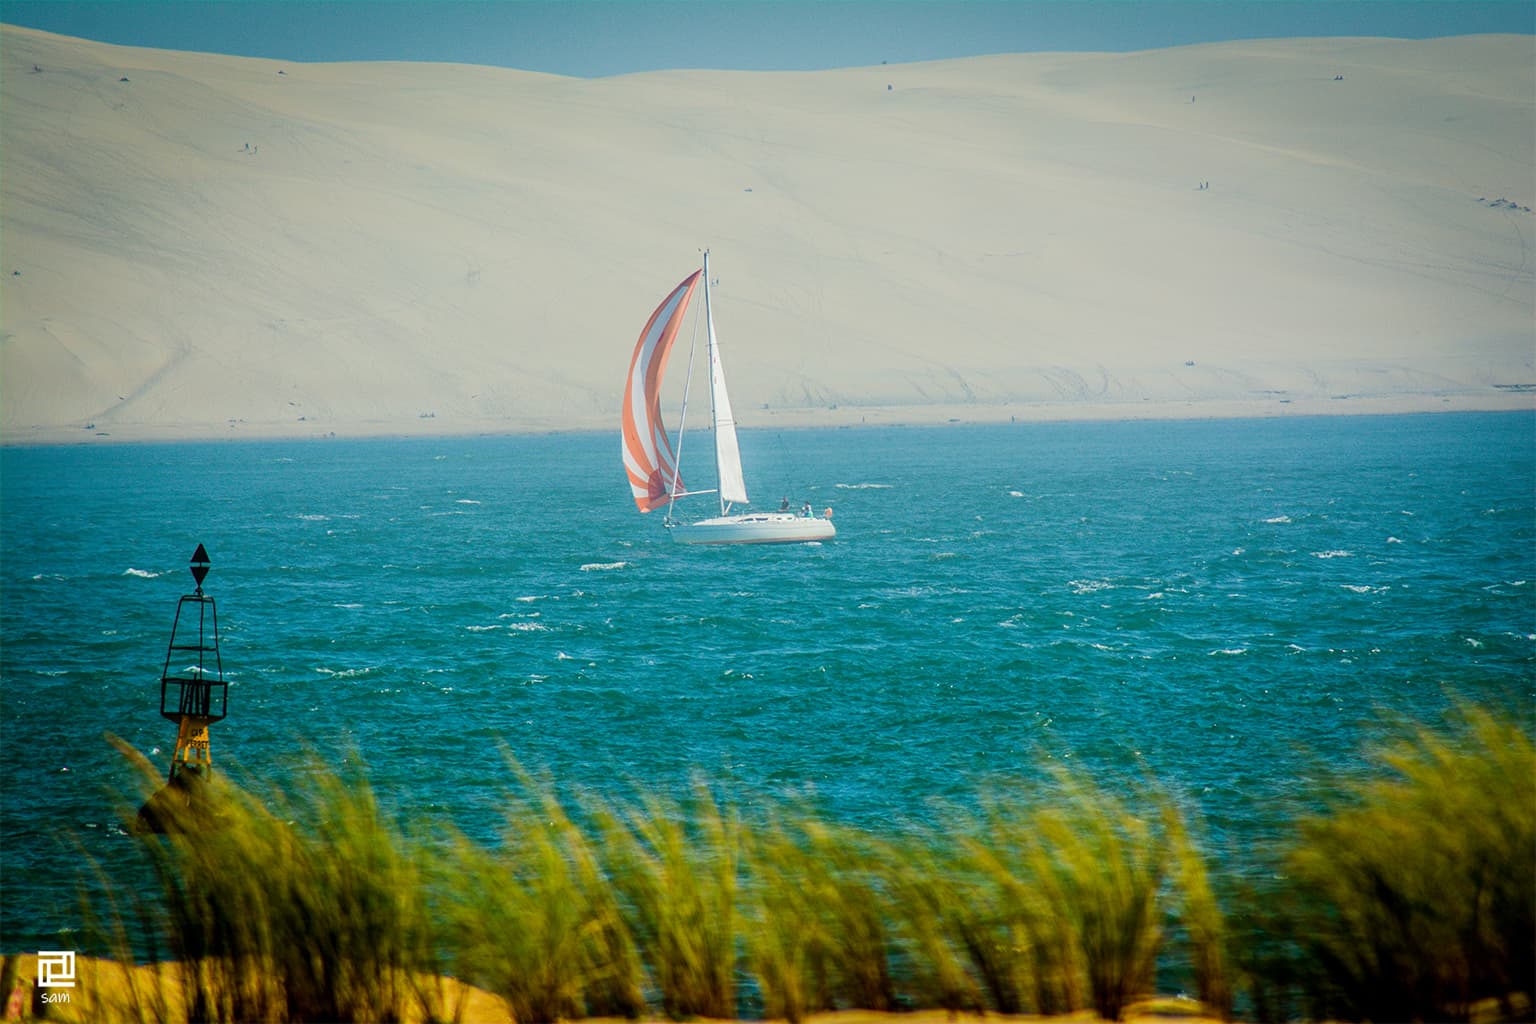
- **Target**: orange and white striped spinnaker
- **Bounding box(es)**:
[621,270,701,512]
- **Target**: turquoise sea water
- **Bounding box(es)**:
[3,412,1533,952]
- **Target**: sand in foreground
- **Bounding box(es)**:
[1,953,1218,1023]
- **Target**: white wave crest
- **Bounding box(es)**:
[1262,515,1292,524]
[835,482,892,489]
[1312,550,1352,559]
[580,561,628,572]
[123,568,164,578]
[1069,579,1113,595]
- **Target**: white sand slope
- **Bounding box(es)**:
[2,26,1531,442]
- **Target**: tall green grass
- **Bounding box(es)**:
[1278,704,1536,1023]
[1024,771,1166,1021]
[101,736,447,1024]
[743,810,899,1021]
[595,780,741,1020]
[439,765,642,1023]
[935,772,1173,1021]
[1164,803,1231,1020]
[144,766,441,1023]
[86,700,1531,1023]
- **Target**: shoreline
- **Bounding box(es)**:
[4,391,1531,448]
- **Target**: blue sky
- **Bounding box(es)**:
[3,1,1532,77]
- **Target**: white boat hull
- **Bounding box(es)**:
[669,512,835,545]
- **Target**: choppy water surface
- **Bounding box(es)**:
[3,412,1532,949]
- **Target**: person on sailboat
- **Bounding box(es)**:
[801,502,812,518]
[781,496,790,511]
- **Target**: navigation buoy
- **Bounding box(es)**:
[137,545,229,833]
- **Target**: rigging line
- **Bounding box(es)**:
[771,431,810,498]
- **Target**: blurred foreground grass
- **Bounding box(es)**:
[9,700,1531,1023]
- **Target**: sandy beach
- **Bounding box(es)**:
[1,26,1531,444]
[1,952,1220,1023]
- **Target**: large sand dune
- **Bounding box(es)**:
[2,25,1531,442]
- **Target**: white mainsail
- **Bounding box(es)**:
[703,252,749,510]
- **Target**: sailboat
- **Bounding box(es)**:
[621,251,836,545]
